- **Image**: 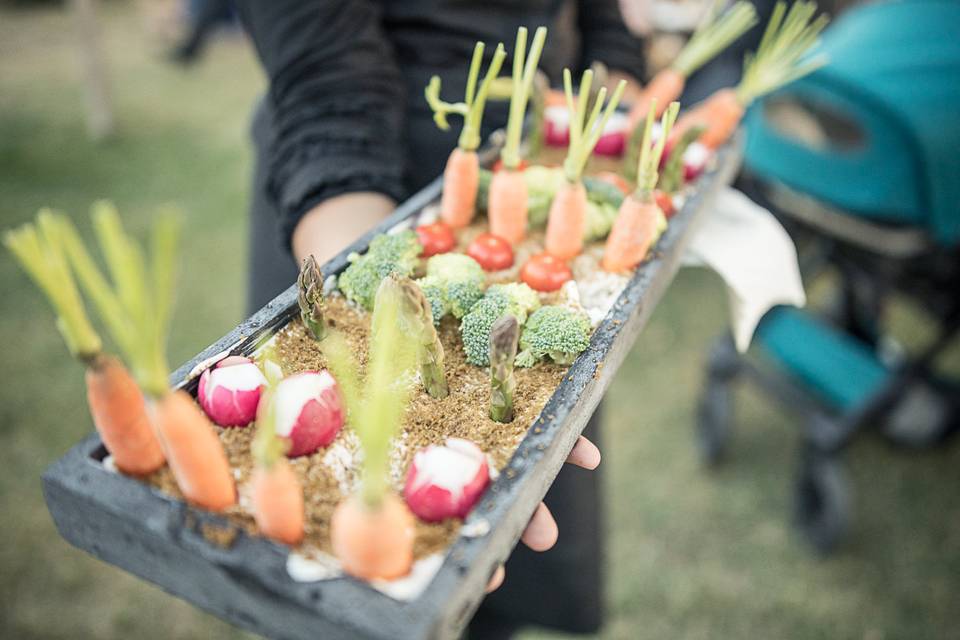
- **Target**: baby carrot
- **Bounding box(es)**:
[426,41,507,228]
[545,69,626,260]
[603,101,680,272]
[4,210,165,476]
[671,1,828,149]
[250,389,304,545]
[627,1,757,127]
[488,26,547,244]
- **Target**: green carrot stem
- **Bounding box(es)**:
[425,77,469,131]
[634,101,680,198]
[561,70,627,182]
[659,124,706,194]
[251,389,288,468]
[57,215,138,361]
[501,26,548,170]
[3,211,102,361]
[319,331,361,418]
[736,1,828,106]
[672,1,758,78]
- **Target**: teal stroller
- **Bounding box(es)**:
[697,0,960,553]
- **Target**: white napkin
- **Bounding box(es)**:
[682,187,806,352]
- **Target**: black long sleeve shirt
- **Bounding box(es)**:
[237,0,645,249]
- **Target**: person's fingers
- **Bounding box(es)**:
[566,435,601,470]
[485,565,506,593]
[521,502,558,552]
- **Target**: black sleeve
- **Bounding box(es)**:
[576,0,646,78]
[237,0,407,247]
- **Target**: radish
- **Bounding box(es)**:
[198,355,267,427]
[272,371,344,457]
[546,106,630,157]
[681,141,710,181]
[404,438,490,522]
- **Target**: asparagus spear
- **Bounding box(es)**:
[298,255,326,341]
[489,315,519,423]
[391,274,449,399]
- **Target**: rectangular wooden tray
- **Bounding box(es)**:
[43,142,741,640]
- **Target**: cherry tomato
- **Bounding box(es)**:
[521,253,573,292]
[416,222,456,257]
[654,190,676,218]
[492,158,529,173]
[467,233,514,271]
[593,171,631,195]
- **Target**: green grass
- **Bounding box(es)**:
[1,5,958,640]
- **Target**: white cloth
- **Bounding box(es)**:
[682,187,806,352]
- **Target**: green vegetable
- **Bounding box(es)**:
[501,26,548,170]
[583,200,620,242]
[634,101,680,199]
[524,165,566,228]
[422,253,485,320]
[672,1,759,78]
[560,68,627,183]
[737,1,828,107]
[417,275,449,327]
[4,210,103,361]
[460,282,540,366]
[515,305,591,367]
[321,279,418,507]
[393,275,449,399]
[659,124,706,194]
[297,255,326,341]
[425,41,507,151]
[338,230,421,310]
[488,315,519,423]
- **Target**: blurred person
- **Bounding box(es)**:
[169,0,235,65]
[236,1,646,636]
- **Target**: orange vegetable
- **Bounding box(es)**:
[627,68,685,128]
[86,354,165,475]
[251,461,304,545]
[602,196,662,272]
[152,390,236,511]
[439,148,481,228]
[671,88,744,149]
[488,169,529,243]
[331,492,415,580]
[545,180,588,260]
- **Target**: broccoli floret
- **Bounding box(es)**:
[583,199,620,242]
[338,230,421,310]
[460,283,540,366]
[524,165,566,228]
[515,305,591,367]
[418,253,486,323]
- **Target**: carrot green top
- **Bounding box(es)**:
[321,277,417,509]
[561,69,627,183]
[57,202,181,398]
[425,41,508,152]
[501,26,548,171]
[671,1,758,78]
[4,210,103,362]
[736,0,828,107]
[635,100,680,199]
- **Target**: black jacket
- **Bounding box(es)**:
[237,0,645,249]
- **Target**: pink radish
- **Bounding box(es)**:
[404,438,490,522]
[546,106,630,157]
[198,355,267,427]
[544,105,570,147]
[273,371,344,457]
[681,141,710,181]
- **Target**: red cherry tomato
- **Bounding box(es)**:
[416,222,456,257]
[654,190,675,218]
[467,233,514,271]
[521,253,573,292]
[593,171,631,195]
[492,158,530,173]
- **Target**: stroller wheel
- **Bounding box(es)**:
[792,453,850,554]
[696,379,733,467]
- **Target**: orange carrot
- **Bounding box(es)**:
[488,169,529,243]
[249,383,304,544]
[439,148,481,228]
[627,2,757,128]
[152,390,236,511]
[4,211,165,476]
[671,2,828,149]
[545,69,626,259]
[627,68,685,128]
[331,492,415,580]
[251,461,304,545]
[604,101,679,271]
[426,42,507,228]
[488,26,547,243]
[86,353,165,475]
[601,196,663,272]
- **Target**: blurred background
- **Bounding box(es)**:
[1,1,958,639]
